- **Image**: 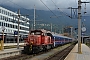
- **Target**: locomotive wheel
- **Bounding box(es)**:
[32,46,40,53]
[24,45,32,54]
[51,44,54,49]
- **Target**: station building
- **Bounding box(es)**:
[0,6,29,43]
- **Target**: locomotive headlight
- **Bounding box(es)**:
[31,42,33,44]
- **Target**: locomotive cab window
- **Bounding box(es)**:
[46,33,53,38]
[30,31,41,35]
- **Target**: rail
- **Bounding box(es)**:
[44,43,76,60]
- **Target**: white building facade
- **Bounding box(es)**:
[0,6,29,43]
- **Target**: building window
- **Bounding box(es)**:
[7,17,8,21]
[0,15,1,20]
[8,12,9,16]
[8,24,9,27]
[8,29,10,32]
[0,9,1,13]
[4,10,5,14]
[2,10,3,14]
[6,23,7,27]
[10,24,12,28]
[6,11,7,15]
[4,23,5,26]
[20,26,21,29]
[10,13,11,16]
[16,26,18,29]
[1,15,2,20]
[0,22,1,26]
[3,16,4,20]
[13,25,14,28]
[5,29,7,32]
[2,22,3,26]
[1,22,2,26]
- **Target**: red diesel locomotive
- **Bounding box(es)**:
[24,29,53,54]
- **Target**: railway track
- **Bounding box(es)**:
[44,43,76,60]
[0,49,50,60]
[0,54,33,60]
[0,43,76,60]
[0,54,34,60]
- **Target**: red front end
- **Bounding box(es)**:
[25,30,52,46]
[27,35,42,45]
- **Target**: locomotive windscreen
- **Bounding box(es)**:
[46,33,53,39]
[30,31,42,35]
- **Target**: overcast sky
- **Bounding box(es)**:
[0,0,89,9]
[0,0,90,13]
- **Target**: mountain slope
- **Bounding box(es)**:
[0,5,90,35]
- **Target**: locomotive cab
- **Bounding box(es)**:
[27,30,42,45]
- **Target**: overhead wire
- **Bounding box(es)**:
[50,0,71,31]
[7,0,60,30]
[6,0,30,11]
[51,0,61,17]
[40,0,66,24]
[7,0,59,27]
[51,0,71,18]
[40,0,58,18]
[40,0,65,32]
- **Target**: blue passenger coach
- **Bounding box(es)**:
[52,33,72,47]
